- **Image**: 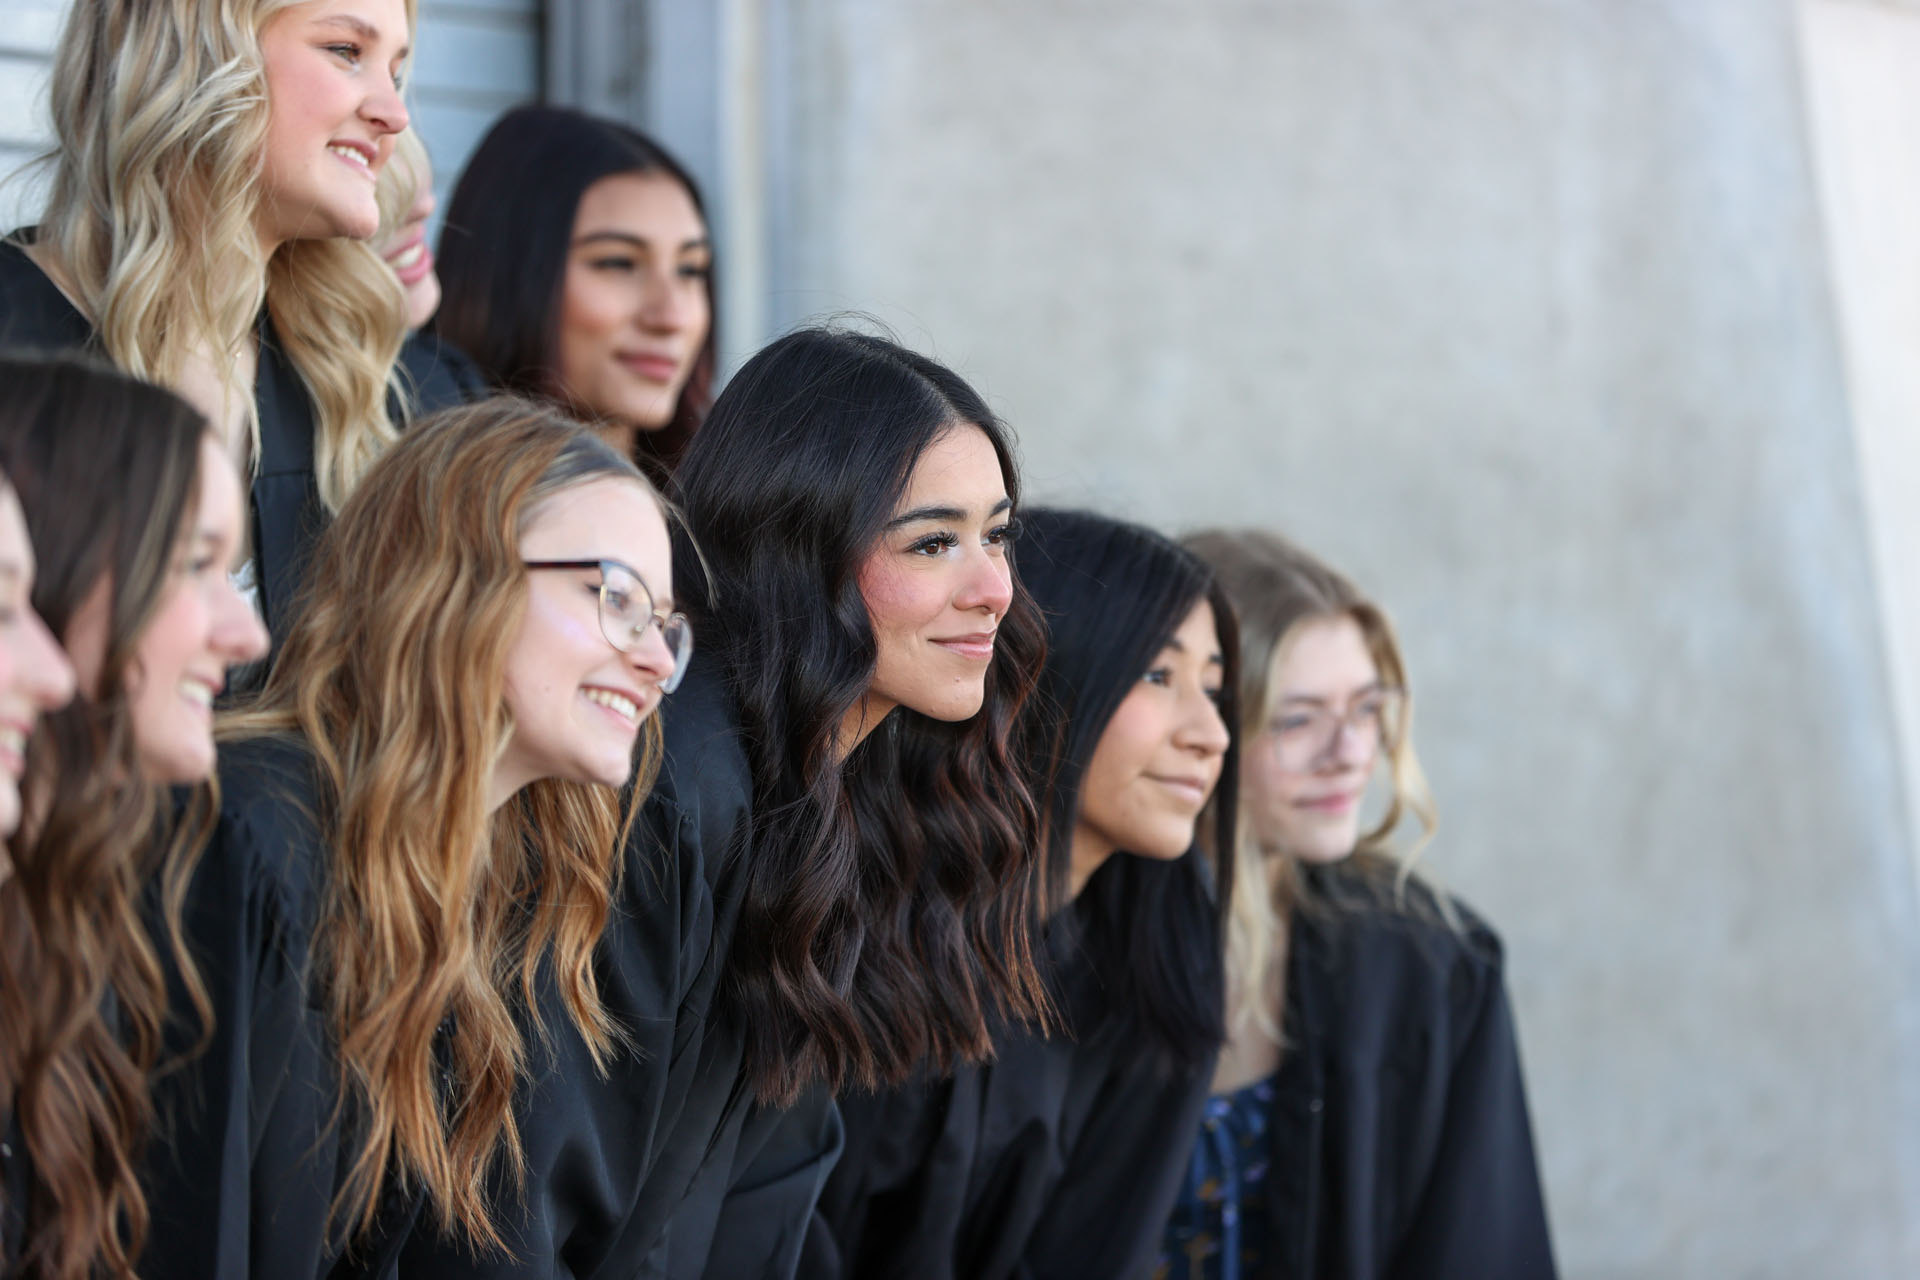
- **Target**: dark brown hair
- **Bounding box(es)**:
[0,352,210,1280]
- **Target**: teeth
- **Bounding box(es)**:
[584,688,638,723]
[0,728,22,754]
[392,242,424,267]
[181,683,213,708]
[328,143,371,170]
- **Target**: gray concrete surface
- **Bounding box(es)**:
[741,0,1920,1273]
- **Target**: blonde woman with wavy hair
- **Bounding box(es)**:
[1159,529,1556,1280]
[131,398,688,1279]
[0,0,482,648]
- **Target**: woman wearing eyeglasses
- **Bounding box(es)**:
[138,398,684,1279]
[1163,530,1555,1280]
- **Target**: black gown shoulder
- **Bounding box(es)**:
[812,930,1215,1280]
[1262,864,1558,1279]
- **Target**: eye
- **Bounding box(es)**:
[1272,714,1315,734]
[907,531,958,557]
[602,584,635,612]
[677,261,712,281]
[985,518,1022,548]
[324,41,363,65]
[1141,666,1173,687]
[589,255,639,273]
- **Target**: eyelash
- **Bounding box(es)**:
[589,258,714,280]
[325,41,405,88]
[906,520,1022,557]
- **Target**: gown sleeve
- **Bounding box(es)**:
[1013,1040,1216,1280]
[1384,933,1557,1280]
[140,777,336,1280]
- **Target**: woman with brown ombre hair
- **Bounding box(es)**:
[0,354,266,1280]
[143,398,686,1278]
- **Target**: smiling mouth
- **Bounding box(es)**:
[932,633,997,661]
[583,686,643,726]
[327,142,377,180]
[1148,775,1210,807]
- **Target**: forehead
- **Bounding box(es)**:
[572,171,706,240]
[896,424,1005,507]
[1272,613,1376,693]
[272,0,412,37]
[521,475,667,555]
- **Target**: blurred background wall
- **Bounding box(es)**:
[8,0,1920,1273]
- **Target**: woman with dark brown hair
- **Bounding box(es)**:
[432,105,714,472]
[0,354,267,1280]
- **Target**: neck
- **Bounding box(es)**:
[595,421,640,461]
[834,693,895,761]
[484,763,529,815]
[1066,824,1115,900]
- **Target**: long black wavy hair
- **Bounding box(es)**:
[1015,507,1239,1069]
[672,327,1050,1105]
[431,104,716,471]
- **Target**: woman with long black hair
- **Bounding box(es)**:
[400,326,1050,1279]
[432,105,715,472]
[812,507,1240,1280]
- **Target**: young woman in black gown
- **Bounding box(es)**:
[814,507,1240,1280]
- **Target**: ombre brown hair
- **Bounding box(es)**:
[0,354,213,1280]
[221,397,665,1249]
[1182,529,1441,1046]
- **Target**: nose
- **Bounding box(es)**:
[953,548,1015,619]
[637,267,695,335]
[23,608,75,711]
[215,577,271,665]
[363,78,409,138]
[1327,717,1376,769]
[1177,688,1232,759]
[623,621,678,693]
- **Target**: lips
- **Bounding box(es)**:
[385,232,435,285]
[617,352,683,384]
[0,718,30,778]
[327,139,379,180]
[932,631,997,662]
[1147,774,1213,808]
[1296,791,1359,815]
[583,685,649,729]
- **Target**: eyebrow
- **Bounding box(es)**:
[885,496,1012,530]
[1279,681,1385,706]
[573,230,713,254]
[317,13,408,53]
[1162,635,1225,665]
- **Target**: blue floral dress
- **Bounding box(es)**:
[1155,1074,1277,1279]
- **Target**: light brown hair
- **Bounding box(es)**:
[1183,529,1439,1044]
[221,398,665,1247]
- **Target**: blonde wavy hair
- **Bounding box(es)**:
[1183,529,1440,1046]
[221,398,666,1249]
[34,0,415,513]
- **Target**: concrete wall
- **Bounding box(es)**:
[691,0,1920,1273]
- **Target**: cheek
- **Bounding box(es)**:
[130,583,204,693]
[560,274,624,358]
[858,561,948,654]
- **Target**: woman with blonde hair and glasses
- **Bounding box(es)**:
[0,0,481,649]
[131,399,687,1279]
[1162,530,1555,1280]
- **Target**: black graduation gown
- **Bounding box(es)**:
[0,236,484,640]
[397,660,842,1279]
[1258,869,1557,1279]
[810,942,1216,1280]
[136,736,374,1280]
